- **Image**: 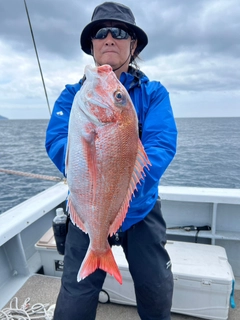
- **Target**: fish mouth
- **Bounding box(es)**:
[88,98,108,110]
[80,65,115,124]
[79,101,101,126]
[80,98,113,126]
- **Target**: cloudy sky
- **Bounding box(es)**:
[0,0,239,119]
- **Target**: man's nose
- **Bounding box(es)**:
[104,32,115,43]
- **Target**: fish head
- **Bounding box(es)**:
[77,64,137,127]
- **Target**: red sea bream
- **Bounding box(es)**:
[66,64,150,284]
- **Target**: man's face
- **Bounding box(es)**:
[91,22,137,75]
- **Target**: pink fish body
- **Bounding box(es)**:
[66,64,150,284]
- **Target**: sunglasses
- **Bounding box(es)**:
[92,27,131,40]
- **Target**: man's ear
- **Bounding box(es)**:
[130,39,137,56]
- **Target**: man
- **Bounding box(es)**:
[46,2,177,319]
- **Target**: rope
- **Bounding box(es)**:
[0,168,63,182]
[0,297,55,320]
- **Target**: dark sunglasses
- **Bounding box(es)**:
[92,27,131,40]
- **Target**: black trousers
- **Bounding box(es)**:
[53,199,173,320]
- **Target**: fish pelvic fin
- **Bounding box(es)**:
[77,246,122,285]
[109,139,151,235]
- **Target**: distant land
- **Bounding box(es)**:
[0,115,8,120]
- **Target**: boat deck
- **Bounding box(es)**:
[4,274,240,320]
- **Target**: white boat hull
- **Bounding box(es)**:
[0,182,239,316]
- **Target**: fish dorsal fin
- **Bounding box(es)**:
[109,139,151,235]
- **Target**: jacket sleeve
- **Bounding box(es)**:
[45,83,81,175]
[133,81,177,199]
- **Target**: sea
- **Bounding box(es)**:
[0,117,239,214]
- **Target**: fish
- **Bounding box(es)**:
[65,64,150,284]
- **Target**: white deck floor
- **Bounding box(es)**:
[3,275,239,320]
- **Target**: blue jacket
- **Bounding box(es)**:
[45,67,177,231]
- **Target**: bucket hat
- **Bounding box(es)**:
[80,2,148,55]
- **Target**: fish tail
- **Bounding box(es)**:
[77,247,122,285]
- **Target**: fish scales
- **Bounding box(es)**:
[66,64,150,284]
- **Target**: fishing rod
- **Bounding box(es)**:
[23,0,51,116]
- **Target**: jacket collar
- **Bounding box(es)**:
[120,66,148,90]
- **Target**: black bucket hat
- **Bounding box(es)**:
[80,2,148,55]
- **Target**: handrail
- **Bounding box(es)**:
[158,186,240,204]
[0,182,68,246]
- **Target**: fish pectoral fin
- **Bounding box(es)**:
[82,126,98,202]
[65,140,70,176]
[68,198,86,233]
[78,246,122,285]
[109,139,151,236]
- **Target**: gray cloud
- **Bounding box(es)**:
[1,0,239,59]
[0,0,239,119]
[142,0,240,58]
[0,0,88,58]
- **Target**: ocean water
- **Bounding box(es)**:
[161,117,240,188]
[0,117,239,214]
[0,119,62,214]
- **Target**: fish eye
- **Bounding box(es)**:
[113,90,127,108]
[114,90,123,101]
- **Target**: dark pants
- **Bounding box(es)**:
[53,199,173,320]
